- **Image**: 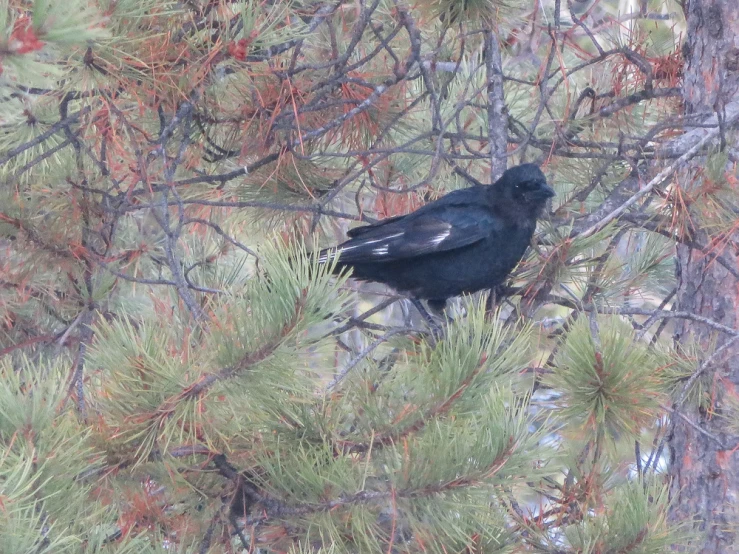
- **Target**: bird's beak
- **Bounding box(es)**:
[531,183,556,200]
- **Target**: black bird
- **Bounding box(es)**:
[319,164,554,313]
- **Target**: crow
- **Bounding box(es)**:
[318,164,554,314]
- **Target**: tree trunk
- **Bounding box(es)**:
[668,1,739,552]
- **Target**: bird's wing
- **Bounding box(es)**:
[322,205,496,263]
[343,187,487,239]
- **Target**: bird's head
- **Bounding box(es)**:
[492,163,555,219]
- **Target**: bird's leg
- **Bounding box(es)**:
[486,288,500,313]
[486,284,517,313]
[409,298,445,340]
[409,297,438,326]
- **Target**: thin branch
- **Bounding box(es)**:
[484,29,508,181]
[579,108,739,239]
[325,328,406,391]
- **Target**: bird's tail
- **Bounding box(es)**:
[280,241,348,281]
[262,237,349,296]
[315,246,343,270]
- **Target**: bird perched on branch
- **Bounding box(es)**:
[319,163,554,315]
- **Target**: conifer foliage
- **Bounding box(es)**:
[0,0,736,552]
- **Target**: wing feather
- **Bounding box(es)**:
[324,205,496,263]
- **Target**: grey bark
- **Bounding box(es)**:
[668,1,739,552]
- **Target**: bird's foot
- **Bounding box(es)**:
[427,322,445,346]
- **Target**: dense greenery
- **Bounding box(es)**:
[1,0,735,552]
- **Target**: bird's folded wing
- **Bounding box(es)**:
[322,206,495,263]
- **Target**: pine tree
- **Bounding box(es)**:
[0,0,735,552]
[667,1,739,552]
